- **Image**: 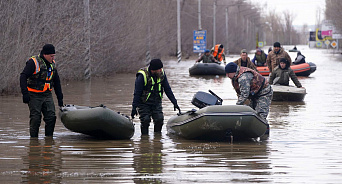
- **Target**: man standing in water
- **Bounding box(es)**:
[131,59,180,135]
[225,62,273,133]
[20,44,64,138]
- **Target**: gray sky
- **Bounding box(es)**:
[250,0,326,25]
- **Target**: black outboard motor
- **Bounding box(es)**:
[191,90,223,108]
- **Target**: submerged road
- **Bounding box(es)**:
[1,45,342,183]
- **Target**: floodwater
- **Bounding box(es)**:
[1,45,342,183]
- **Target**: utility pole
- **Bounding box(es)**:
[213,1,216,47]
[84,0,91,79]
[177,0,181,62]
[198,0,202,57]
[198,0,202,30]
[225,7,229,55]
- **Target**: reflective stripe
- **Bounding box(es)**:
[138,68,164,102]
[27,83,52,93]
[138,70,147,86]
[31,57,40,74]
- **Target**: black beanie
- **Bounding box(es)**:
[42,44,55,55]
[279,58,287,63]
[273,42,281,47]
[149,59,163,70]
[225,62,238,73]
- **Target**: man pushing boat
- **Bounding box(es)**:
[225,62,273,133]
[131,59,181,135]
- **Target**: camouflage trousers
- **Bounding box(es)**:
[28,91,56,137]
[138,102,164,134]
[249,85,273,122]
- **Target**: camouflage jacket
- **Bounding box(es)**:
[196,54,218,63]
[232,67,269,105]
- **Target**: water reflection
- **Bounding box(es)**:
[21,137,62,183]
[165,140,271,183]
[133,134,163,183]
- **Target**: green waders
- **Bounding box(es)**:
[28,91,56,137]
[138,102,164,135]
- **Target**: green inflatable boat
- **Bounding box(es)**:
[60,104,134,139]
[167,91,268,140]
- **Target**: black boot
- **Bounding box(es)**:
[141,124,149,135]
[264,124,270,135]
[154,123,163,133]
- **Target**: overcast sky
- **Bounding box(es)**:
[250,0,326,26]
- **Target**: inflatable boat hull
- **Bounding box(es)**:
[60,105,134,139]
[257,62,316,76]
[271,85,306,101]
[189,63,226,75]
[167,105,268,140]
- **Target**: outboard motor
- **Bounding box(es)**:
[191,90,223,108]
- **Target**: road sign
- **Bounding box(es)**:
[316,41,322,47]
[258,42,264,47]
[332,34,342,39]
[325,40,331,46]
[331,41,337,48]
[193,30,207,53]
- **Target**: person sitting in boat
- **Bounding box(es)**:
[269,58,302,88]
[268,47,272,53]
[131,59,181,135]
[293,45,297,50]
[195,49,220,64]
[211,44,226,64]
[251,48,268,66]
[234,49,258,72]
[266,42,292,73]
[225,62,273,130]
[293,51,306,65]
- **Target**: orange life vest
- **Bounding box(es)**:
[212,44,224,61]
[27,56,56,93]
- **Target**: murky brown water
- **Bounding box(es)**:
[1,46,342,183]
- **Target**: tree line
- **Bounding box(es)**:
[0,0,304,94]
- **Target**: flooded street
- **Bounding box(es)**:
[1,46,342,183]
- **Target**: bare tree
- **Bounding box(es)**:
[0,0,263,94]
[283,10,296,45]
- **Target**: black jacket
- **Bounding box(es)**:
[132,72,177,108]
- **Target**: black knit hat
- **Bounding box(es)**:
[273,42,281,47]
[42,44,55,55]
[225,62,238,73]
[149,59,163,70]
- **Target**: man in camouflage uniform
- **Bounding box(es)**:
[266,42,292,73]
[195,49,220,64]
[225,62,273,124]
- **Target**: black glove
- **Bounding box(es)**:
[22,93,30,104]
[131,107,138,119]
[174,104,180,112]
[58,99,63,107]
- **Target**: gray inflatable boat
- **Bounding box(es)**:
[167,91,268,140]
[60,104,134,139]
